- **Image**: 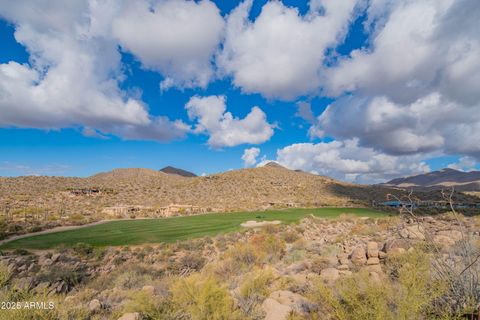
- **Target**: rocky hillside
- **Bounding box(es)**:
[1,213,479,319]
[383,168,480,191]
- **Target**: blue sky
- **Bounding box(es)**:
[0,0,479,182]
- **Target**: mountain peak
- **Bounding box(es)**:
[160,166,197,178]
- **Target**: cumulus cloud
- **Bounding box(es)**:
[241,147,260,167]
[113,0,224,89]
[0,1,189,141]
[275,139,430,184]
[185,95,274,148]
[447,156,477,172]
[217,0,358,100]
[311,93,480,157]
[325,0,480,106]
[312,0,480,162]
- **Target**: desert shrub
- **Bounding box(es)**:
[226,242,259,271]
[12,249,31,256]
[170,273,240,320]
[263,224,280,234]
[308,249,447,320]
[37,265,87,288]
[68,212,85,223]
[0,262,11,288]
[386,248,447,319]
[237,269,274,318]
[310,256,335,274]
[284,249,306,264]
[72,242,94,257]
[177,253,206,272]
[239,269,274,302]
[282,230,300,243]
[310,271,395,320]
[250,234,285,262]
[114,270,153,290]
[122,290,173,320]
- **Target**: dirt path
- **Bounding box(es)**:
[0,218,145,246]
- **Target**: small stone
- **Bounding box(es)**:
[378,251,387,259]
[337,264,349,270]
[367,257,380,265]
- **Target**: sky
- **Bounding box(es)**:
[0,0,479,183]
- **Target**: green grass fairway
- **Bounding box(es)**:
[0,208,387,250]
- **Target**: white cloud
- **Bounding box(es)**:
[447,156,477,172]
[325,0,480,106]
[217,0,359,100]
[113,0,224,89]
[0,1,189,141]
[311,93,480,159]
[185,95,274,148]
[313,0,480,161]
[275,139,430,184]
[241,147,260,167]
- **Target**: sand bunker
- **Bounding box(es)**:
[241,220,282,228]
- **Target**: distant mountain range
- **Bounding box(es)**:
[160,166,197,178]
[382,168,480,191]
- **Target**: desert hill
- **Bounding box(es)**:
[1,166,478,228]
[383,168,480,191]
[0,166,374,220]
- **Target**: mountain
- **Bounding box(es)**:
[383,168,480,191]
[160,166,197,178]
[2,166,477,220]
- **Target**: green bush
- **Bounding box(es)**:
[72,242,94,257]
[171,274,240,320]
[308,249,448,320]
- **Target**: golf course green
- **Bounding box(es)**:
[0,208,386,250]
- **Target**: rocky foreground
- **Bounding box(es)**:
[1,213,479,319]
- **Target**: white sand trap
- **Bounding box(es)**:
[241,220,282,228]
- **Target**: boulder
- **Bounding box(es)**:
[365,264,382,273]
[88,299,102,312]
[367,242,379,258]
[118,313,141,320]
[269,290,305,307]
[350,247,367,266]
[433,235,456,248]
[399,225,425,240]
[320,268,340,282]
[141,285,155,295]
[337,253,349,265]
[384,239,410,253]
[51,253,61,263]
[262,298,292,320]
[40,258,53,267]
